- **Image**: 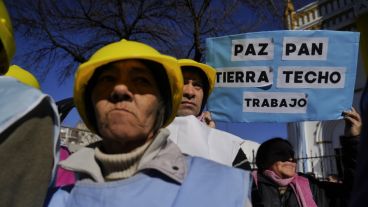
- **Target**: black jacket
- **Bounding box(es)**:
[251,172,330,207]
[251,136,359,207]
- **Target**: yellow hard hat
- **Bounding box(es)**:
[5,65,41,89]
[74,39,183,133]
[0,0,15,74]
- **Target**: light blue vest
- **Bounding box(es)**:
[48,157,250,207]
[0,77,60,184]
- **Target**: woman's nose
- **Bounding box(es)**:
[109,83,133,102]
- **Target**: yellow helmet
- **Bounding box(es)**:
[0,0,15,74]
[74,39,183,133]
[178,59,216,113]
[5,65,41,89]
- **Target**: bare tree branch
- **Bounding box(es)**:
[6,0,284,83]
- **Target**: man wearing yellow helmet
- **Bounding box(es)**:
[0,1,60,207]
[47,39,251,207]
[176,59,217,127]
[166,59,258,169]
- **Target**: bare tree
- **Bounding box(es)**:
[6,0,284,82]
[172,0,283,62]
[7,0,178,82]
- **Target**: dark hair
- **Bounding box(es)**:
[256,137,295,172]
[181,66,209,115]
[84,59,171,135]
[0,40,9,74]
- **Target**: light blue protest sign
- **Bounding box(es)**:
[206,30,359,123]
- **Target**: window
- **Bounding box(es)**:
[320,6,325,16]
[333,0,339,10]
[324,21,329,28]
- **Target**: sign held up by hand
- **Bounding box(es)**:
[206,30,359,123]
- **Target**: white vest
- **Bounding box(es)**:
[167,115,259,166]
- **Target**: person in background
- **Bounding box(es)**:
[167,59,258,169]
[349,81,368,207]
[47,39,251,207]
[0,2,60,206]
[7,65,76,187]
[251,108,361,207]
[176,59,216,127]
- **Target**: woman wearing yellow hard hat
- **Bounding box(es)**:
[47,39,251,207]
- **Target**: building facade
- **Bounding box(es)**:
[60,122,101,152]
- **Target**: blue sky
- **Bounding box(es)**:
[10,1,316,144]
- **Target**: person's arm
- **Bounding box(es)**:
[341,107,361,182]
[342,107,361,138]
[318,108,361,206]
[0,98,58,207]
[340,107,361,202]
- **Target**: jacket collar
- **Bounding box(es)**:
[59,128,187,183]
[257,172,281,187]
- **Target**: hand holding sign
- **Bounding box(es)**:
[343,107,362,137]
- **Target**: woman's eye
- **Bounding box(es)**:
[134,77,151,85]
[98,75,115,83]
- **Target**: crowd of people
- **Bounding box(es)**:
[0,0,367,206]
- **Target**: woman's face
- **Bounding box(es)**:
[270,158,297,179]
[91,60,161,152]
